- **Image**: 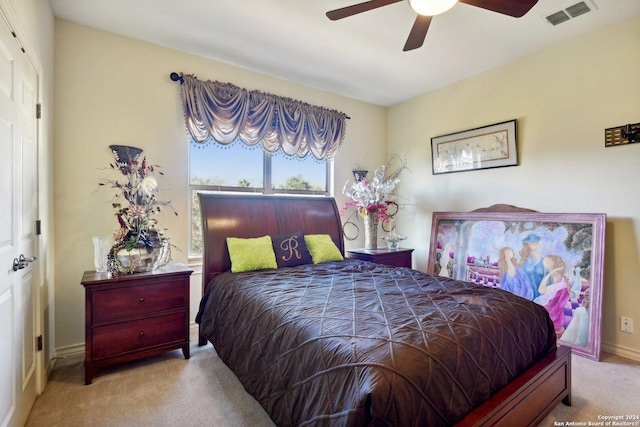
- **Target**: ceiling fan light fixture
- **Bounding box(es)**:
[408,0,458,16]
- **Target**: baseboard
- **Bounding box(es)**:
[54,342,85,360]
[601,342,640,362]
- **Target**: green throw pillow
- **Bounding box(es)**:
[304,234,344,264]
[227,235,278,273]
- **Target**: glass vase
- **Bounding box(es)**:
[364,210,379,250]
[92,237,112,273]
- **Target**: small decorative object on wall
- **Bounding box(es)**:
[110,145,143,173]
[431,119,518,175]
[352,169,368,182]
[604,122,640,146]
[100,146,177,275]
[341,155,408,249]
[427,208,606,361]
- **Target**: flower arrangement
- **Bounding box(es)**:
[99,146,177,274]
[341,155,408,249]
[341,155,408,223]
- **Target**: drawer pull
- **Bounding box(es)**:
[139,331,145,337]
[139,297,145,303]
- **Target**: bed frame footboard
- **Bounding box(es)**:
[456,345,571,426]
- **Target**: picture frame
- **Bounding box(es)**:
[427,209,606,360]
[431,119,518,174]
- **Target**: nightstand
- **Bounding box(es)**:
[81,263,193,384]
[346,247,414,268]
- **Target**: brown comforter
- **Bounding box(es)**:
[197,259,556,426]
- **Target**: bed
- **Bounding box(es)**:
[196,194,571,426]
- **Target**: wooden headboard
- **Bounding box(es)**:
[198,193,345,286]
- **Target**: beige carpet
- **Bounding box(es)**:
[26,330,640,427]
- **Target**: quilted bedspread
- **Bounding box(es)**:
[196,259,556,426]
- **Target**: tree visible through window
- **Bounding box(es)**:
[189,141,330,255]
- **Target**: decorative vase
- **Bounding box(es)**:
[93,237,112,273]
[364,210,379,249]
[381,219,406,250]
[382,235,406,250]
[115,241,170,273]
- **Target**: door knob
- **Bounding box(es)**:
[12,254,37,271]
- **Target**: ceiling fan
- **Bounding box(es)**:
[326,0,539,51]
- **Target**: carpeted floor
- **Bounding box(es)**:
[25,330,640,427]
[26,330,275,427]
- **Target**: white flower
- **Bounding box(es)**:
[139,176,157,196]
[341,155,408,222]
[343,165,400,210]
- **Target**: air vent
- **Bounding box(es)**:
[546,11,570,26]
[545,1,592,26]
[566,2,591,18]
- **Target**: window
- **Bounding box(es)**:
[189,142,331,255]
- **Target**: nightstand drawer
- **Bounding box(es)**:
[92,279,186,322]
[92,312,185,359]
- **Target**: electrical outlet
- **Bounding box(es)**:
[621,316,634,333]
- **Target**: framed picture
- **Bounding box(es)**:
[427,209,606,361]
[431,119,517,174]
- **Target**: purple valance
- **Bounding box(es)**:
[177,73,348,160]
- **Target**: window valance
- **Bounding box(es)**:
[174,73,348,160]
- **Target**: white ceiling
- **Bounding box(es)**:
[49,0,640,107]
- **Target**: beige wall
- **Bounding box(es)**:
[53,19,387,353]
[388,14,640,359]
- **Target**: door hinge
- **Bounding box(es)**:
[36,220,41,235]
[10,31,26,53]
[36,103,42,119]
[36,335,43,352]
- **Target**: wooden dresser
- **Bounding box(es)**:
[81,263,193,384]
[346,247,414,268]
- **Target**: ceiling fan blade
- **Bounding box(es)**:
[459,0,539,18]
[326,0,403,20]
[403,15,432,52]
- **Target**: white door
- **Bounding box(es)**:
[0,15,40,427]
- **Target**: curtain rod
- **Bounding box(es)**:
[169,72,350,120]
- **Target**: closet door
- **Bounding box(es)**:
[0,13,40,427]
